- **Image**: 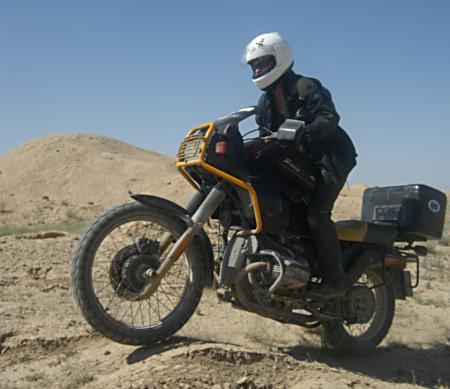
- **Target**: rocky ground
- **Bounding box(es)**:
[0,229,449,389]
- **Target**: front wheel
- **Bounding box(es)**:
[321,268,395,355]
[71,202,204,345]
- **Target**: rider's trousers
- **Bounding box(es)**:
[307,157,356,284]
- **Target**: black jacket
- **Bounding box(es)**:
[256,71,357,179]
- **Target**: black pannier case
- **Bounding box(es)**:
[361,184,447,241]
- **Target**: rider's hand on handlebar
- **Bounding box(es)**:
[275,119,306,144]
[296,127,312,147]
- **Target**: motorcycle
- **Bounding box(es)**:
[71,106,447,355]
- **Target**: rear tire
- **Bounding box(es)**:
[71,202,204,345]
[321,268,395,355]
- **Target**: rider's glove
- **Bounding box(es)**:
[296,128,312,147]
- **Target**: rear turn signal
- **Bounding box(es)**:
[215,141,228,155]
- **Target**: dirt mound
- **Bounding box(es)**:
[0,133,190,206]
[0,133,193,227]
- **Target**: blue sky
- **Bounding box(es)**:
[1,0,449,189]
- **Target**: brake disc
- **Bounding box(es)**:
[109,238,160,301]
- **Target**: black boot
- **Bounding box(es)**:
[307,277,346,300]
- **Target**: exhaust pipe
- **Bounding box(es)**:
[234,262,319,328]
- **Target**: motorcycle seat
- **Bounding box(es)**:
[335,220,398,245]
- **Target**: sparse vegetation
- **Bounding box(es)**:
[424,241,439,254]
[438,211,450,246]
[0,206,88,237]
[413,293,450,308]
[64,208,83,221]
[439,236,450,246]
[440,211,450,245]
[0,220,88,237]
[422,256,448,272]
[420,255,449,282]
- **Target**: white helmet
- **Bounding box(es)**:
[242,32,294,90]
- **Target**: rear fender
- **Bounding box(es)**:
[344,247,384,284]
[131,194,214,287]
[345,246,412,299]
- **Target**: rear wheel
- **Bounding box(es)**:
[71,202,204,345]
[321,268,395,355]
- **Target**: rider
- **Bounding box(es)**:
[242,32,357,299]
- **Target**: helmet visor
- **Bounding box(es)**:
[248,55,276,79]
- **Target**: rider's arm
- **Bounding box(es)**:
[295,77,340,144]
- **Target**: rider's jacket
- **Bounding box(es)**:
[256,70,357,180]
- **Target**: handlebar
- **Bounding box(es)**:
[259,119,306,143]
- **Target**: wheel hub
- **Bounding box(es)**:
[343,286,376,324]
[121,254,158,293]
[109,238,160,300]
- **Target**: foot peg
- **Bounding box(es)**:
[216,287,233,302]
[307,283,346,300]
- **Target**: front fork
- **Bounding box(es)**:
[157,189,206,255]
[138,184,225,299]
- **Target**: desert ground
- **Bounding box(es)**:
[0,134,449,389]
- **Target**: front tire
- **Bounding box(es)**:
[321,269,395,355]
[71,202,204,345]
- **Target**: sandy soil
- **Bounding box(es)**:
[0,134,449,389]
[1,232,449,389]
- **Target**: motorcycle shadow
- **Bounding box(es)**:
[284,342,450,388]
[126,336,244,365]
[126,336,199,364]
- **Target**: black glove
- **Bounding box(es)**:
[296,128,312,147]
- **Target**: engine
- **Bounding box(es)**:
[254,250,311,291]
[218,235,311,292]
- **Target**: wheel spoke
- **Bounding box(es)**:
[156,294,174,313]
[105,279,123,311]
[161,280,184,299]
[148,297,160,321]
[138,301,145,326]
[158,285,176,309]
[119,302,132,322]
[156,289,161,320]
[96,282,112,295]
[130,302,134,327]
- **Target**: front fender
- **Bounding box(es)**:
[131,194,215,287]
